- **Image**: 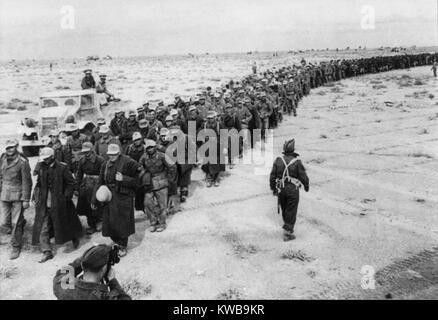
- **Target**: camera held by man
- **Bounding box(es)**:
[53,244,131,300]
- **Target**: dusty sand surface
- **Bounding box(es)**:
[0,58,438,299]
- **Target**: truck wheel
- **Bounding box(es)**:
[22,146,40,158]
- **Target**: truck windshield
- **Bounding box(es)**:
[41,99,58,108]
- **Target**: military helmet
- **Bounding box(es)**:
[96,185,112,203]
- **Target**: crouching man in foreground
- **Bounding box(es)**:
[53,244,131,300]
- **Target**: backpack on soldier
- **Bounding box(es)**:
[275,156,303,194]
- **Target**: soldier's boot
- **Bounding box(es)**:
[207,179,213,188]
[86,227,97,235]
[72,238,80,249]
[119,247,128,257]
[95,222,103,232]
[156,224,166,233]
[283,231,296,242]
[9,247,21,260]
[180,188,188,203]
[39,251,54,263]
[213,179,220,187]
[149,223,158,232]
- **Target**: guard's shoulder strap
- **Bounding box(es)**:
[280,156,299,179]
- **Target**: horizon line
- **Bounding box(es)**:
[2,44,438,64]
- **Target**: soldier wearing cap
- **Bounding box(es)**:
[76,142,105,234]
[163,115,174,129]
[139,139,176,232]
[169,109,188,134]
[65,123,90,175]
[0,139,32,259]
[243,97,260,149]
[235,99,253,153]
[156,105,169,125]
[53,244,131,300]
[91,117,110,145]
[269,139,309,241]
[255,92,273,141]
[138,119,150,139]
[186,105,203,133]
[169,127,196,204]
[137,106,146,121]
[81,69,96,90]
[174,95,186,112]
[95,124,121,161]
[32,147,83,263]
[125,110,140,143]
[222,104,242,168]
[125,132,145,162]
[48,129,72,165]
[157,128,171,152]
[96,74,115,105]
[145,109,163,141]
[109,111,128,142]
[33,128,73,176]
[125,132,146,211]
[93,144,139,256]
[199,111,226,187]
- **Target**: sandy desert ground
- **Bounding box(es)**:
[0,51,437,299]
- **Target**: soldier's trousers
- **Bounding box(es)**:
[40,209,53,253]
[0,201,25,249]
[144,188,168,226]
[278,184,300,233]
[260,118,269,141]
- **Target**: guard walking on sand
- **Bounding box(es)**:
[269,139,309,241]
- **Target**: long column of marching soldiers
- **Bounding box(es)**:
[1,51,437,262]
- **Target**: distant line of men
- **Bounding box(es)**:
[1,51,437,262]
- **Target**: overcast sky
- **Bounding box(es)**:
[0,0,437,60]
